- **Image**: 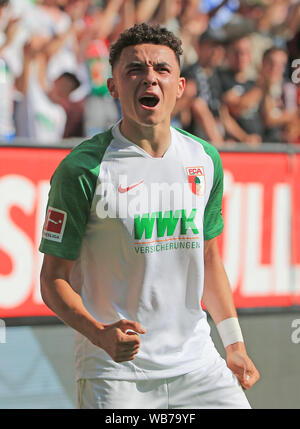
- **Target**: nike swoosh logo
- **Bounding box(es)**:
[118,180,144,193]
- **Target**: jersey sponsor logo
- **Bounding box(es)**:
[186,166,205,196]
[42,207,67,243]
[118,180,144,194]
[134,209,199,240]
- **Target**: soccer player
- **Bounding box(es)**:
[39,23,260,409]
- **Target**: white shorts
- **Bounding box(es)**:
[77,356,251,409]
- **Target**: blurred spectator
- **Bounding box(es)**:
[23,0,76,80]
[0,55,15,141]
[287,23,300,143]
[48,71,85,138]
[180,28,263,146]
[149,0,209,68]
[0,0,35,141]
[287,8,300,76]
[259,47,299,143]
[61,0,91,101]
[15,36,68,143]
[218,34,264,144]
[80,0,125,137]
[0,0,34,77]
[229,0,300,78]
[235,0,274,78]
[135,0,161,24]
[1,0,299,146]
[7,0,88,142]
[260,0,300,45]
[0,0,16,141]
[291,82,300,144]
[150,0,183,36]
[180,30,226,144]
[200,0,240,30]
[179,0,210,67]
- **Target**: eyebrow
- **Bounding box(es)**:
[125,61,172,69]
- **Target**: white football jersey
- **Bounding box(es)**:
[40,122,224,381]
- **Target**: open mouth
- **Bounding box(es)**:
[139,95,160,108]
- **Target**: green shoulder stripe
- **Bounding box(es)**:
[39,129,113,260]
[174,127,224,240]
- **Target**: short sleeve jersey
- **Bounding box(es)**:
[39,123,224,381]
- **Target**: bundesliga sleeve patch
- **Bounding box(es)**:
[42,207,67,243]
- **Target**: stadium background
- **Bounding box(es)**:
[1,0,300,409]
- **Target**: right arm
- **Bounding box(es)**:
[135,0,160,23]
[0,17,19,55]
[15,40,49,95]
[191,97,224,145]
[220,104,261,145]
[222,85,265,117]
[261,94,297,128]
[40,253,145,363]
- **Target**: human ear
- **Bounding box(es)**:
[176,77,186,99]
[107,77,119,99]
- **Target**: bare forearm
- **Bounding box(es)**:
[99,0,124,39]
[224,86,264,116]
[202,239,237,324]
[135,0,160,23]
[15,57,31,94]
[40,275,102,342]
[220,105,250,142]
[191,98,224,144]
[264,107,296,127]
[235,86,264,113]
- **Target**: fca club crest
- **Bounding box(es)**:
[186,166,205,196]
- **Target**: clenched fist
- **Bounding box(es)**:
[91,319,146,363]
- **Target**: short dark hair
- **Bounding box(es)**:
[58,72,81,91]
[262,46,288,61]
[109,23,183,70]
[0,0,9,6]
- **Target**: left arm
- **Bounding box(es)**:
[202,237,260,390]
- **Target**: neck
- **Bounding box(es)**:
[120,119,172,158]
[234,70,247,82]
[203,65,213,75]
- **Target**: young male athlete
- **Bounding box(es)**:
[39,23,260,409]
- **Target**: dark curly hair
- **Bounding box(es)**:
[109,23,183,70]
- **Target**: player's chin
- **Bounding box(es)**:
[137,110,169,127]
[136,116,163,127]
[136,107,163,121]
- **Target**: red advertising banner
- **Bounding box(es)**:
[0,147,299,318]
[291,153,300,306]
[219,152,299,308]
[0,147,70,318]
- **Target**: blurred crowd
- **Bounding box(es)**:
[0,0,300,147]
